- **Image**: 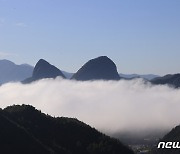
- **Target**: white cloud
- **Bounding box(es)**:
[0,78,180,135]
[15,22,27,27]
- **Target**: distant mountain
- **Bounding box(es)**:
[151,125,180,154]
[119,73,159,80]
[63,72,159,81]
[23,59,65,83]
[71,56,120,81]
[0,59,33,84]
[0,104,134,154]
[61,70,74,79]
[151,74,180,88]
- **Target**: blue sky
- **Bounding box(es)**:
[0,0,179,75]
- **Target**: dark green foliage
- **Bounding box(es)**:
[0,104,134,154]
[0,109,50,154]
[71,56,120,81]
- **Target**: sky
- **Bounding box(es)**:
[0,0,179,75]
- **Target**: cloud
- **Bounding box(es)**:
[0,78,180,135]
[0,17,27,27]
[15,22,27,27]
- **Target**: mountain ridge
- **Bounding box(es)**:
[0,59,33,84]
[120,73,160,80]
[1,58,180,88]
[151,74,180,88]
[0,104,134,154]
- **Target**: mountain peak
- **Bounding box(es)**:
[94,55,109,60]
[72,56,120,81]
[0,59,16,66]
[32,59,65,80]
[22,59,65,83]
[36,59,49,65]
[5,104,36,113]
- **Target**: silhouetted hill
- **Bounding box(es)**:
[151,74,180,88]
[151,125,180,154]
[0,110,50,154]
[23,59,65,83]
[71,56,120,81]
[0,59,33,84]
[0,104,134,154]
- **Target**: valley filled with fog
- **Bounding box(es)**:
[0,78,179,140]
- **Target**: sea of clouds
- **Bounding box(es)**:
[0,78,180,135]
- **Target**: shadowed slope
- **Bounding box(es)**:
[23,59,65,83]
[151,74,180,88]
[72,56,120,81]
[151,125,180,154]
[0,104,134,154]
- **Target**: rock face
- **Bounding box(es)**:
[151,74,180,88]
[23,59,65,83]
[32,59,65,80]
[0,104,134,154]
[71,56,120,81]
[0,59,33,84]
